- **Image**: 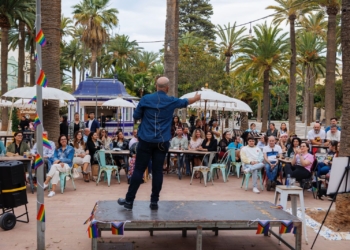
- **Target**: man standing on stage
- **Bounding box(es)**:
[118,77,201,210]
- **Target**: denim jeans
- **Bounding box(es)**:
[265,161,278,181]
[317,162,330,177]
[125,138,170,203]
[243,163,264,187]
[185,154,194,174]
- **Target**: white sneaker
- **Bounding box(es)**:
[48,191,55,197]
[253,187,260,194]
[148,173,152,179]
[43,183,48,190]
[243,168,250,174]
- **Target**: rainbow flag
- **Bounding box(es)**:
[256,220,270,236]
[111,222,125,235]
[28,96,37,104]
[37,204,45,222]
[43,134,52,150]
[34,53,38,61]
[36,70,48,87]
[34,154,44,170]
[33,114,41,129]
[35,29,47,46]
[279,221,293,234]
[87,221,100,238]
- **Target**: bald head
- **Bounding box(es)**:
[156,77,169,90]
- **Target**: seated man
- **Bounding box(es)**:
[325,117,341,133]
[263,136,282,191]
[325,125,341,145]
[83,128,90,143]
[307,122,326,150]
[240,137,264,194]
[170,127,188,178]
[128,129,138,148]
[31,131,56,171]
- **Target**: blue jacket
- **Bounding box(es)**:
[86,119,100,133]
[0,141,6,155]
[134,91,188,143]
[49,145,74,168]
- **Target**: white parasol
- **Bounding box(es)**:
[188,98,252,113]
[0,100,14,107]
[102,97,136,108]
[14,98,67,109]
[2,86,76,100]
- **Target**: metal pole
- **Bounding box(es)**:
[95,84,98,118]
[36,0,45,249]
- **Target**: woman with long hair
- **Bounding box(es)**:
[198,131,218,166]
[99,129,112,150]
[112,131,129,166]
[278,123,288,138]
[287,137,301,158]
[218,130,233,159]
[171,115,183,137]
[257,135,268,151]
[72,131,91,182]
[60,115,69,138]
[266,123,278,138]
[43,134,74,197]
[86,132,102,165]
[317,140,338,177]
[6,131,30,155]
[184,129,205,175]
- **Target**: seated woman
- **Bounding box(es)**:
[72,131,91,182]
[86,132,102,165]
[257,135,268,151]
[184,129,204,175]
[6,131,30,155]
[171,115,183,138]
[197,131,218,166]
[43,135,74,197]
[218,131,233,159]
[287,137,301,158]
[112,131,129,167]
[284,142,314,183]
[277,122,288,138]
[99,129,112,150]
[266,123,278,138]
[278,133,289,153]
[317,140,338,177]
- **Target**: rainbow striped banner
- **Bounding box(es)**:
[34,154,44,170]
[33,114,41,130]
[36,70,48,87]
[37,204,45,222]
[87,221,100,238]
[35,29,47,46]
[43,134,52,150]
[279,220,293,234]
[111,222,125,235]
[256,220,270,236]
[28,96,37,104]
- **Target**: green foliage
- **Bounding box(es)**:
[11,108,19,133]
[179,0,216,40]
[314,79,342,118]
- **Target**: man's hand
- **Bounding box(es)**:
[188,92,201,105]
[60,163,65,168]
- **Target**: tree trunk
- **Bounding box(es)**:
[262,69,270,132]
[164,0,179,97]
[308,67,315,125]
[240,112,248,131]
[18,21,25,87]
[1,26,9,131]
[288,14,297,134]
[335,0,350,226]
[225,56,230,74]
[325,7,338,125]
[42,0,61,143]
[304,66,310,126]
[257,98,262,122]
[72,64,76,91]
[30,42,35,86]
[90,47,97,77]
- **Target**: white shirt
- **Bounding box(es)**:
[88,120,93,130]
[307,129,326,141]
[31,141,56,158]
[326,130,341,141]
[263,145,282,162]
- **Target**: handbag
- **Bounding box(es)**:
[72,168,80,179]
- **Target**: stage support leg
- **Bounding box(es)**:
[182,228,187,237]
[214,228,218,236]
[295,223,302,250]
[149,229,154,236]
[92,238,97,250]
[196,226,202,250]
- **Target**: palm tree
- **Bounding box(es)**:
[0,0,33,131]
[267,0,312,134]
[306,0,341,124]
[233,23,289,132]
[216,22,246,75]
[62,39,81,90]
[296,31,326,125]
[72,0,118,77]
[336,0,350,226]
[60,14,74,48]
[131,51,159,73]
[41,0,62,142]
[298,12,327,39]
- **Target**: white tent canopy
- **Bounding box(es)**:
[188,98,252,113]
[3,86,76,100]
[14,98,67,109]
[102,97,136,108]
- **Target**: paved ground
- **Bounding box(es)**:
[0,171,348,250]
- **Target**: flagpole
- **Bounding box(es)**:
[36,0,45,249]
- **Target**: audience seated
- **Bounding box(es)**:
[266,123,278,138]
[86,131,102,165]
[287,137,301,158]
[278,133,288,153]
[128,129,138,148]
[307,122,326,145]
[325,125,341,145]
[99,128,112,150]
[257,135,267,151]
[317,140,338,177]
[263,136,282,191]
[197,131,217,166]
[31,131,55,170]
[169,127,188,176]
[6,131,30,155]
[185,129,204,176]
[72,131,91,182]
[112,131,129,167]
[325,117,341,133]
[218,131,233,159]
[277,122,288,138]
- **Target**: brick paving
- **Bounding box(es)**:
[0,171,348,250]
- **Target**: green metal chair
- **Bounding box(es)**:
[49,167,76,194]
[240,163,264,191]
[190,153,213,187]
[96,150,120,186]
[228,148,242,179]
[208,151,229,183]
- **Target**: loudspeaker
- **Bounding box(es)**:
[0,161,28,209]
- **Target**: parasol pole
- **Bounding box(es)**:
[36,0,45,248]
[222,107,225,137]
[204,100,207,132]
[7,98,15,135]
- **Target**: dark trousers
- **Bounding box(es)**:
[284,164,311,182]
[125,138,170,203]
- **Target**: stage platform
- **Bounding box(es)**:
[92,200,302,250]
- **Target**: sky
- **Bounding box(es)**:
[61,0,283,52]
